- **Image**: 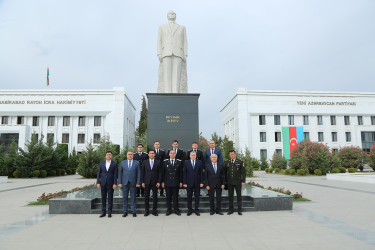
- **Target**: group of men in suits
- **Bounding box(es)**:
[96,140,246,218]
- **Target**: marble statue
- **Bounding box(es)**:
[157,11,188,93]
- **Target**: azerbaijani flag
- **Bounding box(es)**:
[46,67,49,86]
[282,126,304,160]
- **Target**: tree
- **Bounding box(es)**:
[77,143,102,178]
[223,140,234,161]
[136,95,148,143]
[237,147,254,177]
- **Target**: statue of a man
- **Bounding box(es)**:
[157,11,188,93]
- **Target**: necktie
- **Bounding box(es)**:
[214,164,217,174]
[128,161,131,170]
[156,149,159,154]
[192,160,195,169]
[211,149,214,155]
[171,160,174,166]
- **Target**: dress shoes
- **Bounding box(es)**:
[187,211,192,216]
[144,212,149,217]
[227,211,233,215]
[175,211,181,216]
[152,212,158,216]
[166,211,172,216]
[216,211,224,215]
[160,194,165,197]
[238,212,243,215]
[122,212,128,217]
[210,211,215,215]
[132,213,137,217]
[99,213,106,218]
[195,211,200,216]
[108,214,112,218]
[136,194,140,197]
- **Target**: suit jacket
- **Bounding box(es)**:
[157,22,187,60]
[133,152,148,166]
[205,163,225,189]
[223,159,246,185]
[118,160,141,186]
[204,148,224,165]
[162,158,183,187]
[154,149,166,162]
[183,160,203,187]
[141,159,162,185]
[167,148,185,162]
[186,149,204,161]
[96,160,118,187]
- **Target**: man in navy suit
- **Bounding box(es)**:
[167,140,185,163]
[118,151,141,217]
[141,150,162,216]
[183,151,204,216]
[96,151,118,218]
[186,142,204,162]
[205,154,225,215]
[204,141,223,165]
[154,141,166,197]
[134,144,148,197]
[162,150,183,216]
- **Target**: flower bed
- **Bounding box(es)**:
[249,181,309,201]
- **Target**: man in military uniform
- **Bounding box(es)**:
[162,150,183,216]
[223,150,246,215]
[134,144,148,197]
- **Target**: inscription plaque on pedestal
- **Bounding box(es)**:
[146,93,199,151]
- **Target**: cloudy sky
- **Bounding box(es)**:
[1,0,374,139]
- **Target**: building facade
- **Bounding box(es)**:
[0,87,136,153]
[221,88,375,160]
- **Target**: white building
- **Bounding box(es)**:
[221,88,375,160]
[0,87,136,153]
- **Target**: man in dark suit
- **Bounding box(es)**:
[223,150,246,215]
[118,151,141,217]
[205,154,225,215]
[96,151,118,218]
[154,141,166,197]
[186,142,204,162]
[141,150,162,216]
[204,140,224,165]
[183,151,204,216]
[167,140,185,163]
[134,144,148,197]
[162,150,182,216]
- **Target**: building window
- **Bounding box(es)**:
[17,116,24,125]
[344,116,350,125]
[275,149,282,155]
[94,116,101,126]
[63,116,70,126]
[358,116,363,125]
[317,115,323,125]
[332,148,338,154]
[260,149,267,159]
[303,115,309,125]
[304,132,310,140]
[48,116,55,126]
[288,115,294,125]
[318,132,324,142]
[331,132,337,142]
[47,133,54,142]
[78,116,86,126]
[259,115,266,125]
[275,132,281,142]
[330,116,336,125]
[371,116,375,125]
[32,116,39,126]
[32,133,39,142]
[93,133,101,144]
[361,132,375,153]
[346,132,351,142]
[1,116,9,125]
[260,132,266,142]
[78,134,85,144]
[62,133,69,144]
[274,115,280,125]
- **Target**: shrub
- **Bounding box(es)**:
[40,170,47,178]
[13,170,20,178]
[339,167,346,173]
[289,140,332,175]
[297,169,306,176]
[268,168,274,173]
[77,143,103,178]
[314,169,322,176]
[285,169,290,175]
[260,156,269,170]
[332,167,340,173]
[270,153,287,169]
[336,146,368,170]
[48,170,56,176]
[369,145,375,171]
[274,168,280,173]
[348,168,356,173]
[290,169,295,175]
[265,168,269,173]
[71,168,76,174]
[66,169,72,175]
[32,170,40,177]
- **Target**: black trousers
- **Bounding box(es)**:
[165,186,179,213]
[186,185,200,212]
[136,186,145,196]
[144,184,158,213]
[159,187,164,195]
[228,183,242,212]
[100,184,114,213]
[208,187,222,212]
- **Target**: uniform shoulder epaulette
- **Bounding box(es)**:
[176,159,182,161]
[145,152,148,155]
[164,159,169,161]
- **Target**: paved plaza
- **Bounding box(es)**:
[0,172,374,250]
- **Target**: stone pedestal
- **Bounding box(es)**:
[146,93,199,152]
